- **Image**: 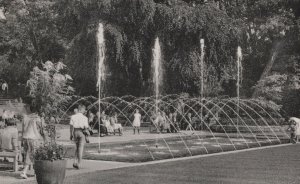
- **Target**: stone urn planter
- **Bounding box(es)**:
[34,159,67,184]
[33,141,66,184]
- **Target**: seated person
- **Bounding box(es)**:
[2,109,9,124]
[161,112,170,133]
[170,112,180,133]
[88,111,95,127]
[154,112,164,133]
[110,113,123,136]
[93,112,107,136]
[0,118,19,162]
[102,115,114,134]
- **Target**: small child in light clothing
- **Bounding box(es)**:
[288,120,297,144]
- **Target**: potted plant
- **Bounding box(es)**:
[33,123,67,184]
[33,141,67,184]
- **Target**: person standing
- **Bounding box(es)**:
[162,112,170,133]
[21,115,41,179]
[70,105,89,169]
[186,113,193,131]
[132,109,141,134]
[172,112,180,133]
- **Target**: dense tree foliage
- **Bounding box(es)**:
[0,0,300,116]
[26,61,74,117]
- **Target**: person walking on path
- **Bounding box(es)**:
[132,109,141,134]
[70,105,89,169]
[20,115,41,179]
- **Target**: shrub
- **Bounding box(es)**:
[26,61,74,119]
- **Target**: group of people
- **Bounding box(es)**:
[86,110,123,137]
[0,110,46,179]
[132,109,204,134]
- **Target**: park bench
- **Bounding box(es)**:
[0,150,20,172]
[141,122,162,133]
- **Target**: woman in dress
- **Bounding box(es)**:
[132,109,141,134]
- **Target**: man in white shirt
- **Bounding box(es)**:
[70,105,89,169]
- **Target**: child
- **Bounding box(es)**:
[132,109,141,134]
[288,120,297,144]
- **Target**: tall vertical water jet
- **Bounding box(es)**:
[236,46,243,132]
[96,23,105,153]
[200,38,205,122]
[152,37,162,114]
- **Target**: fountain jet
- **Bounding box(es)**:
[152,37,162,114]
[236,46,243,132]
[96,23,105,152]
[200,38,205,121]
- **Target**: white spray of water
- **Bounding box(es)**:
[236,46,242,132]
[96,23,106,91]
[237,46,243,100]
[200,38,205,120]
[200,38,205,99]
[152,37,162,114]
[96,23,105,153]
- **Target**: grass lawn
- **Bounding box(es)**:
[61,144,300,184]
[64,134,289,162]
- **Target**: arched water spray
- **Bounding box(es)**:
[60,95,288,161]
[236,46,242,133]
[96,23,105,152]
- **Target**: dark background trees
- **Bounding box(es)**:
[0,0,300,116]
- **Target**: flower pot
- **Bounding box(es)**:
[34,160,67,184]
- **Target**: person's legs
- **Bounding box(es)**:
[133,127,136,134]
[74,141,79,165]
[73,131,85,169]
[291,133,296,144]
[77,138,85,167]
[170,124,174,133]
[21,139,34,179]
[137,127,140,134]
[119,128,122,136]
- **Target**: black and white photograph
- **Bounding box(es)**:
[0,0,300,183]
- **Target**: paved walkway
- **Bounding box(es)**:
[4,143,299,184]
[1,159,138,184]
[0,126,290,184]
